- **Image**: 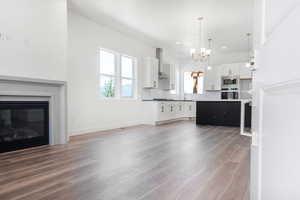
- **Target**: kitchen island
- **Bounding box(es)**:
[196,100,251,136]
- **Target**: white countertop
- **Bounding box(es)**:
[142,99,252,103]
[196,99,252,103]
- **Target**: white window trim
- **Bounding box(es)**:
[99,48,137,100]
[120,54,137,99]
[170,65,179,95]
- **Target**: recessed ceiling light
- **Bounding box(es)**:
[175,42,181,45]
[221,46,228,50]
[207,66,212,70]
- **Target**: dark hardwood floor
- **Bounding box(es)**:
[0,121,250,200]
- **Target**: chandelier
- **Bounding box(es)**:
[191,17,212,62]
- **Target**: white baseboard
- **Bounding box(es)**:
[241,132,252,137]
[154,117,194,125]
[69,118,195,136]
[69,120,146,136]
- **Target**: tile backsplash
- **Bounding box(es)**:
[141,88,177,100]
[184,91,221,100]
[141,87,221,100]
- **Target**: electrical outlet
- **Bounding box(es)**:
[0,33,4,40]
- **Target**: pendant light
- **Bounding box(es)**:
[191,17,212,62]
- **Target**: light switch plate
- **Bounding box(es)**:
[0,33,8,41]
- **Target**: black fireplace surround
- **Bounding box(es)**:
[0,101,49,153]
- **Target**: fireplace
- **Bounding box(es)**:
[0,101,49,153]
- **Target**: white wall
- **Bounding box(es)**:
[257,6,300,83]
[265,0,300,36]
[0,0,67,81]
[252,0,300,199]
[67,10,178,135]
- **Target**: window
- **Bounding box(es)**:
[99,49,136,99]
[99,50,116,98]
[184,71,204,94]
[121,56,134,97]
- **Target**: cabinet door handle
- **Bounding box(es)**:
[161,105,164,112]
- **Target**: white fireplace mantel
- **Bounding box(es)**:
[0,75,68,145]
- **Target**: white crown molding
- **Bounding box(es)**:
[262,78,300,94]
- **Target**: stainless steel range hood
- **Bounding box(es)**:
[156,48,169,79]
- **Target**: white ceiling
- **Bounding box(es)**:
[69,0,254,58]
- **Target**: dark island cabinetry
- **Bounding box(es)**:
[196,101,241,127]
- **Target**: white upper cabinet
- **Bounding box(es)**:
[142,57,159,88]
[220,64,240,76]
[204,66,221,91]
[220,63,252,79]
[239,63,252,79]
[204,63,252,91]
[161,63,176,90]
[169,64,176,90]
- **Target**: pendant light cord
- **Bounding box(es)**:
[208,39,212,67]
[198,17,204,49]
[247,33,251,62]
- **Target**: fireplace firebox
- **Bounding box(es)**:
[0,101,49,153]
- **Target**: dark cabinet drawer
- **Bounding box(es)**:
[196,101,241,127]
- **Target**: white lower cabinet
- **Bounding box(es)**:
[144,101,196,125]
[157,102,168,121]
[175,102,185,118]
[184,102,196,118]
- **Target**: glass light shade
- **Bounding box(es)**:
[190,48,196,55]
[200,48,206,54]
